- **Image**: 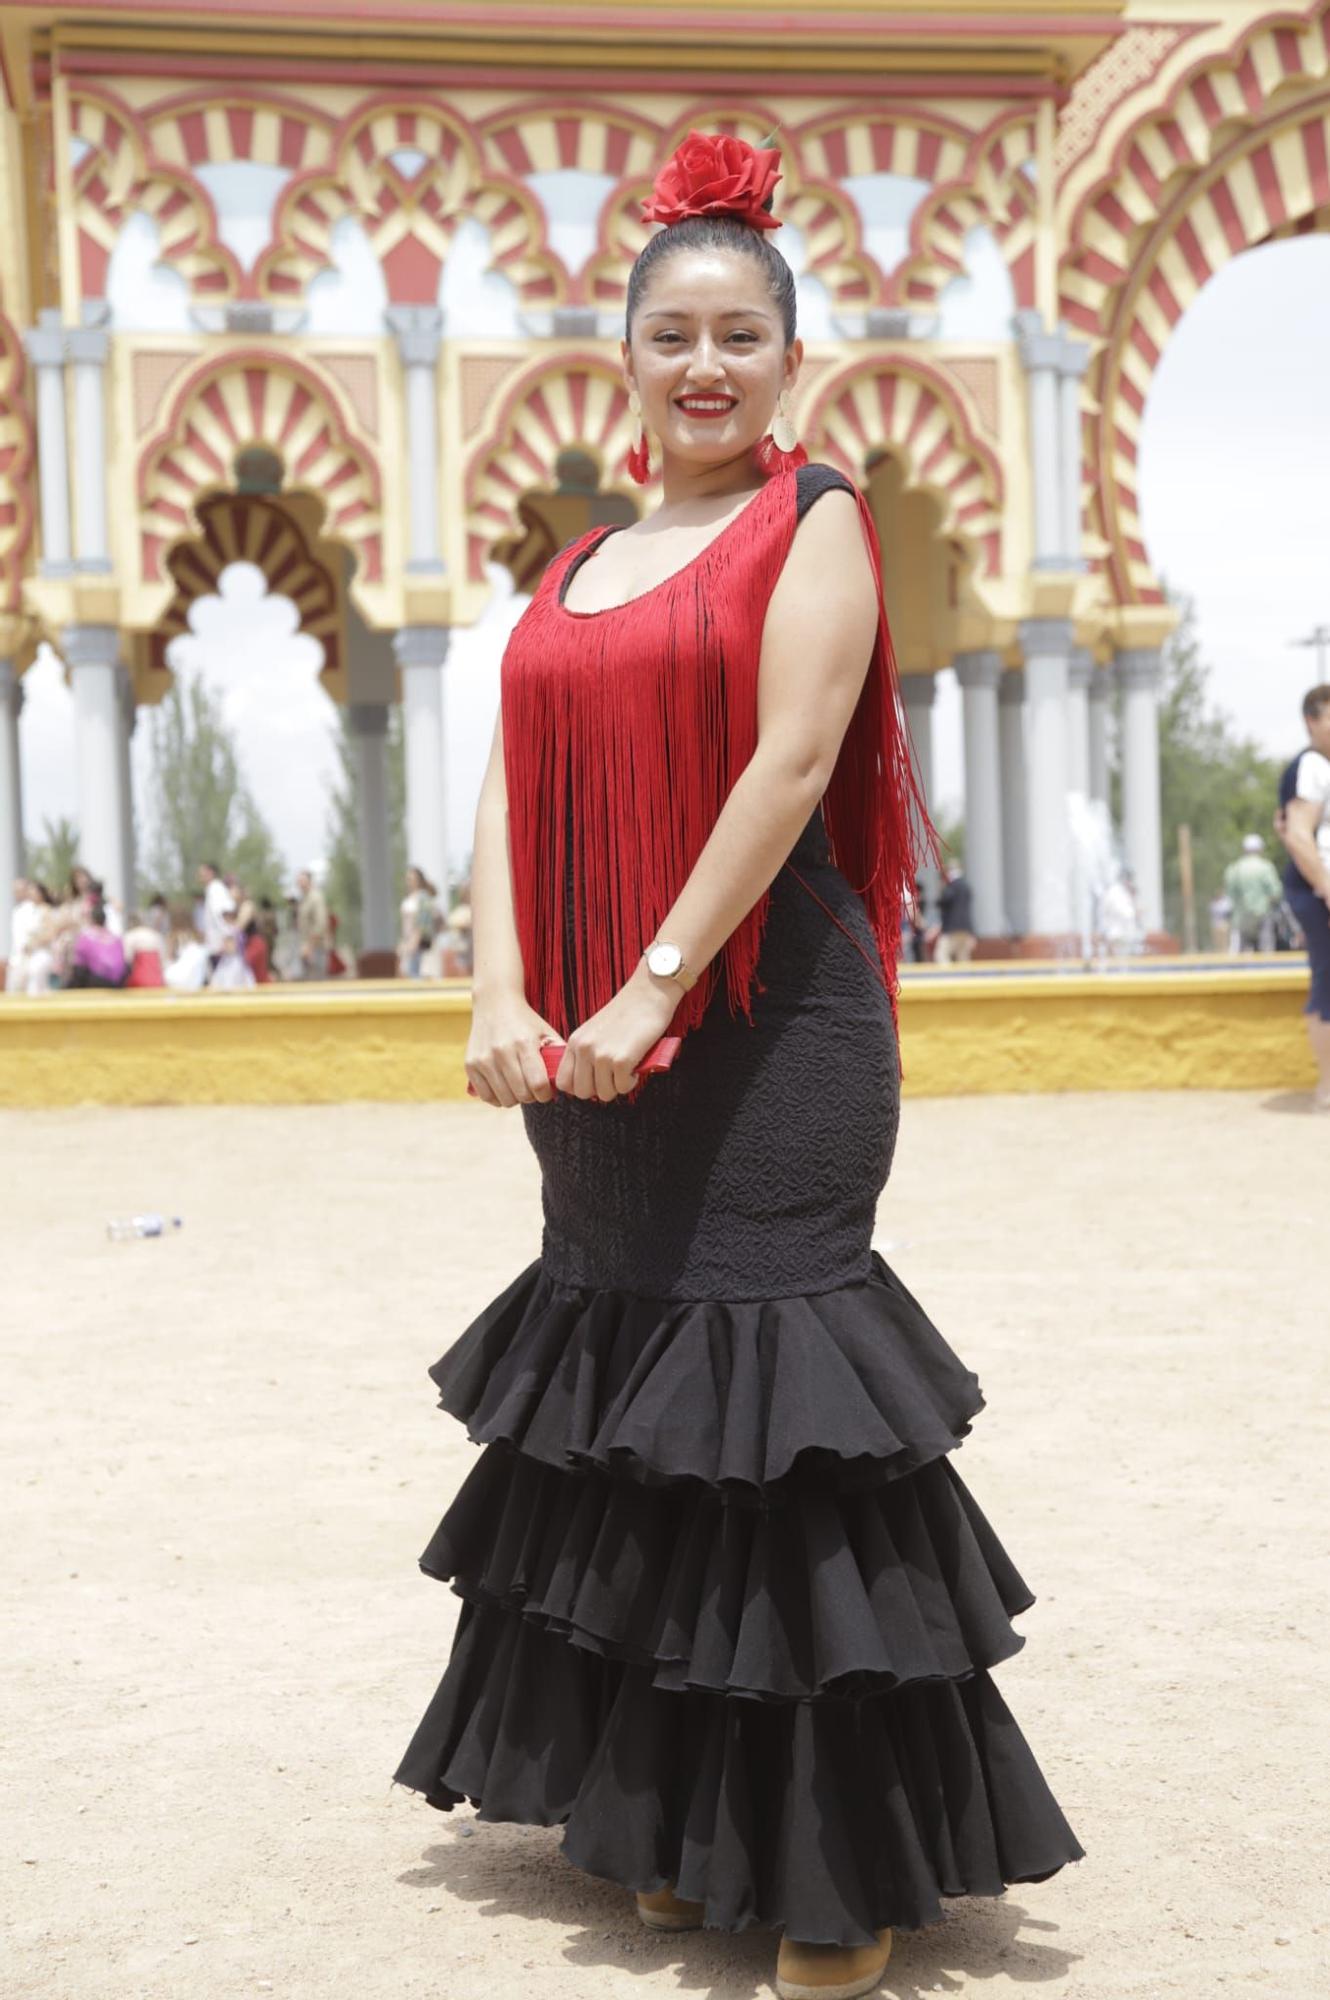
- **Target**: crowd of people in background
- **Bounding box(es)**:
[4,857,473,995]
[4,823,1301,994]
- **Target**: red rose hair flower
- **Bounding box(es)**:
[640,130,783,232]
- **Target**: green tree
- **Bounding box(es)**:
[25,814,81,894]
[1132,590,1284,940]
[143,673,287,903]
[323,704,407,957]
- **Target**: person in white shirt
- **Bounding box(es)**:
[6,878,42,991]
[1275,684,1330,1108]
[197,860,236,974]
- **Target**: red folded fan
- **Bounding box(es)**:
[466,1035,682,1097]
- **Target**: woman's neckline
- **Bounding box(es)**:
[556,474,785,619]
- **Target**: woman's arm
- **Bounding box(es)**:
[465,701,560,1107]
[635,487,878,987]
[1283,797,1330,899]
[469,703,528,1003]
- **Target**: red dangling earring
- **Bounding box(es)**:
[754,389,808,475]
[625,388,651,486]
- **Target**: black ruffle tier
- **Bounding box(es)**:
[392,1252,1085,1946]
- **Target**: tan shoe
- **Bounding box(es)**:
[635,1883,705,1931]
[775,1927,892,2000]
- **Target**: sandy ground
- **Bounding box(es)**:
[4,1088,1329,2000]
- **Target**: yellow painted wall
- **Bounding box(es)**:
[0,969,1315,1109]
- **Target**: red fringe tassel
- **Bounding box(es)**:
[500,467,936,1051]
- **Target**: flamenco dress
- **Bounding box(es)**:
[391,462,1085,1946]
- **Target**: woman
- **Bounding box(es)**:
[65,895,125,989]
[122,914,166,988]
[236,899,273,984]
[392,133,1084,1998]
[398,864,437,979]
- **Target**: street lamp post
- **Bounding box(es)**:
[1290,625,1330,679]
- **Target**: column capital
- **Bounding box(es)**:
[392,624,450,671]
[1019,615,1075,659]
[386,304,444,367]
[1056,325,1092,379]
[952,649,1004,691]
[1086,663,1114,702]
[1116,646,1163,692]
[900,670,938,708]
[998,666,1025,706]
[1066,648,1095,692]
[347,701,391,737]
[66,322,110,366]
[61,622,122,671]
[24,307,67,367]
[1013,306,1061,373]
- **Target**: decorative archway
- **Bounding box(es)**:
[147,491,344,688]
[136,350,383,592]
[584,103,879,313]
[804,356,1006,576]
[889,113,1040,310]
[258,98,561,308]
[1060,5,1330,600]
[463,355,641,581]
[69,85,244,302]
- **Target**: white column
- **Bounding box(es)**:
[115,672,137,910]
[393,626,449,902]
[1088,667,1112,804]
[347,702,395,956]
[386,306,445,575]
[1019,617,1073,936]
[901,670,940,913]
[953,650,1005,935]
[1058,338,1091,567]
[0,661,24,953]
[998,667,1029,935]
[1015,309,1065,566]
[1116,647,1164,933]
[23,311,74,575]
[900,671,936,810]
[62,624,132,912]
[1066,648,1093,798]
[68,303,113,572]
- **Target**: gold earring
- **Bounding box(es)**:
[770,390,798,456]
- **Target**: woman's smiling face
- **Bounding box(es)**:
[624,246,801,470]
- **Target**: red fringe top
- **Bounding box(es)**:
[500,464,930,1042]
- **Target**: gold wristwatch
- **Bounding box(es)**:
[643,938,698,992]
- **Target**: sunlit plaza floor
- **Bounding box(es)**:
[5,1090,1328,2000]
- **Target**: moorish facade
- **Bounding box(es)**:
[1,0,1326,959]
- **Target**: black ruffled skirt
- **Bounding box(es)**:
[392,810,1085,1946]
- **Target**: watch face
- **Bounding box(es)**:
[647,942,683,976]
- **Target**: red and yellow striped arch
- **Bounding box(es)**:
[805,357,1005,576]
[149,490,345,683]
[137,351,383,588]
[464,355,642,582]
[1062,5,1330,601]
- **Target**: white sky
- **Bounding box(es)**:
[16,229,1330,875]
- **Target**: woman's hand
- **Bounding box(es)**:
[466,990,563,1107]
[554,960,682,1103]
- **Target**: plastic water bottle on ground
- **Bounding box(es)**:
[106,1214,184,1242]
